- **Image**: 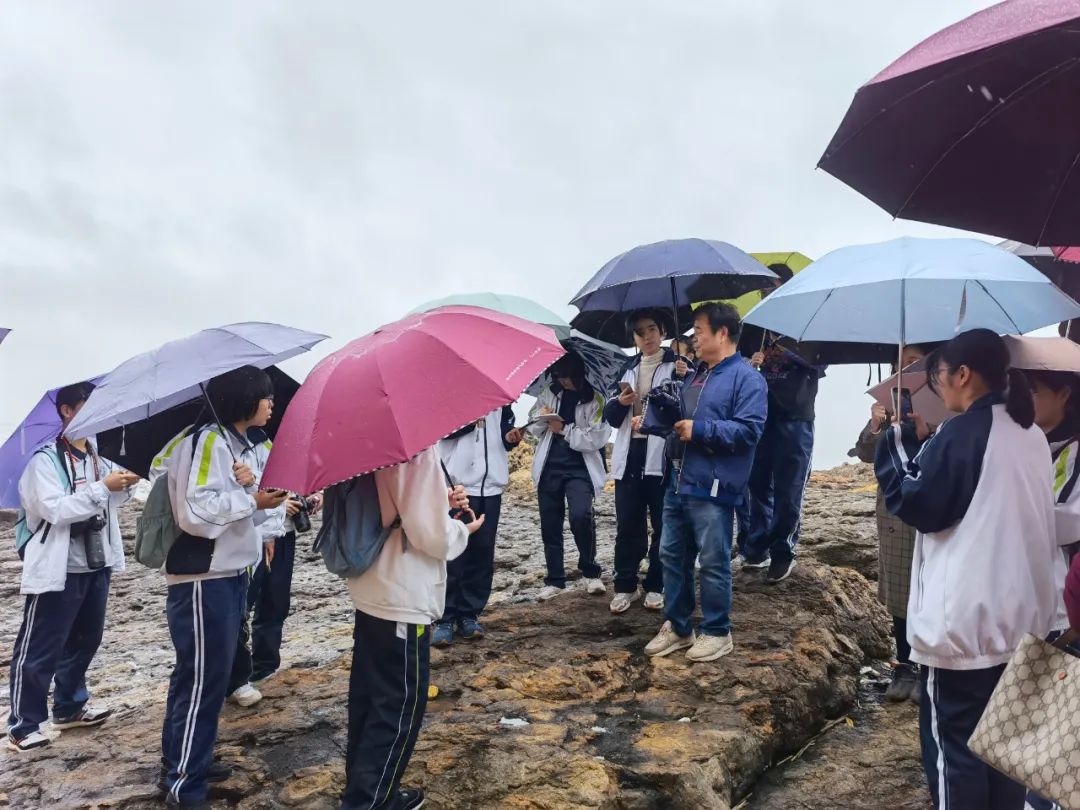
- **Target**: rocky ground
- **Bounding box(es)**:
[0,454,928,809]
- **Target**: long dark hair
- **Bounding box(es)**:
[926,329,1034,428]
[1024,369,1080,433]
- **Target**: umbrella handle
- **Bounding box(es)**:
[198,382,238,463]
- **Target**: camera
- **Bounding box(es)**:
[292,496,314,534]
[71,514,108,570]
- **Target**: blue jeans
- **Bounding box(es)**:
[659,477,734,638]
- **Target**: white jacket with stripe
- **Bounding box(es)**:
[876,395,1067,670]
[1050,434,1080,549]
[152,425,286,543]
[17,439,130,595]
[438,406,516,498]
[163,426,278,583]
[603,350,676,480]
[346,445,469,625]
[527,386,611,496]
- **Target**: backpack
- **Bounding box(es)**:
[134,427,200,569]
[14,442,72,560]
[312,473,402,578]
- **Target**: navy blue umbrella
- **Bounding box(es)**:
[569,238,776,346]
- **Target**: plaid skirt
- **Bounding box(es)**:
[875,490,916,619]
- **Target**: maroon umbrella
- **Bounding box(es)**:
[820,0,1080,245]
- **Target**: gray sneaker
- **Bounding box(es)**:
[644,621,695,658]
[686,633,734,663]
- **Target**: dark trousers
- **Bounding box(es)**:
[538,473,600,588]
[229,533,297,692]
[443,495,501,623]
[733,489,751,554]
[162,574,247,805]
[744,418,814,565]
[6,568,111,740]
[893,615,912,665]
[342,611,430,810]
[920,664,1026,810]
[613,440,664,594]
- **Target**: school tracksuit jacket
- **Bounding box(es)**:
[438,406,518,623]
[875,394,1067,810]
[341,445,469,810]
[159,425,279,805]
[8,439,130,741]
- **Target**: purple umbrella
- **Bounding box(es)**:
[0,375,105,509]
[65,322,327,440]
[819,0,1080,245]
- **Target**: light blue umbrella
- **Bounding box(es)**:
[744,237,1080,366]
[409,293,572,341]
[65,322,328,440]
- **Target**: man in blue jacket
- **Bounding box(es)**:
[645,303,767,663]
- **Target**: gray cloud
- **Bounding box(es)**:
[0,1,994,466]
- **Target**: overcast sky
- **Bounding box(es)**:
[0,1,1005,469]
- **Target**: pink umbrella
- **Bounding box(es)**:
[1053,246,1080,264]
[262,306,565,494]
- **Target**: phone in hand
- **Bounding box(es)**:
[619,381,633,394]
[893,387,913,423]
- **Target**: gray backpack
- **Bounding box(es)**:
[312,473,402,578]
[134,428,200,569]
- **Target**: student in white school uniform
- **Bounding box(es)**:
[158,366,288,808]
[6,382,139,752]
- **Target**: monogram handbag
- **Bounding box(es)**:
[968,634,1080,809]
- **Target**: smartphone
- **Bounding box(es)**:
[619,382,633,394]
[893,387,913,423]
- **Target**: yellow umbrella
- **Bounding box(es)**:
[717,252,813,317]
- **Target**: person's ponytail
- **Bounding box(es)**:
[1005,368,1035,429]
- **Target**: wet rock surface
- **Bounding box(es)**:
[0,463,926,809]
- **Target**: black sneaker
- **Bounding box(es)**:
[397,787,426,809]
[165,796,211,809]
[885,663,918,703]
[52,705,112,730]
[765,557,796,584]
[159,761,233,793]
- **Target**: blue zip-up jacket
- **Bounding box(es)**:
[676,353,768,504]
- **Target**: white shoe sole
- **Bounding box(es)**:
[686,642,734,662]
[766,561,796,584]
[643,596,664,611]
[740,558,771,570]
[645,636,695,658]
[6,738,51,752]
[229,693,262,708]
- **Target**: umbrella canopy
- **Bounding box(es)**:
[261,306,565,494]
[95,366,300,479]
[409,293,572,341]
[526,331,628,398]
[1054,246,1080,264]
[723,252,814,318]
[569,238,777,346]
[819,1,1080,245]
[65,322,328,440]
[0,328,9,346]
[0,375,105,509]
[1005,335,1080,372]
[744,237,1080,348]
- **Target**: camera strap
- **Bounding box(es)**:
[61,438,100,492]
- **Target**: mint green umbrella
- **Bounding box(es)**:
[409,293,572,340]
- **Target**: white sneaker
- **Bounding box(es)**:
[643,591,664,611]
[6,729,53,752]
[686,633,734,663]
[537,585,563,602]
[229,683,262,708]
[609,590,640,614]
[644,621,695,658]
[585,578,607,596]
